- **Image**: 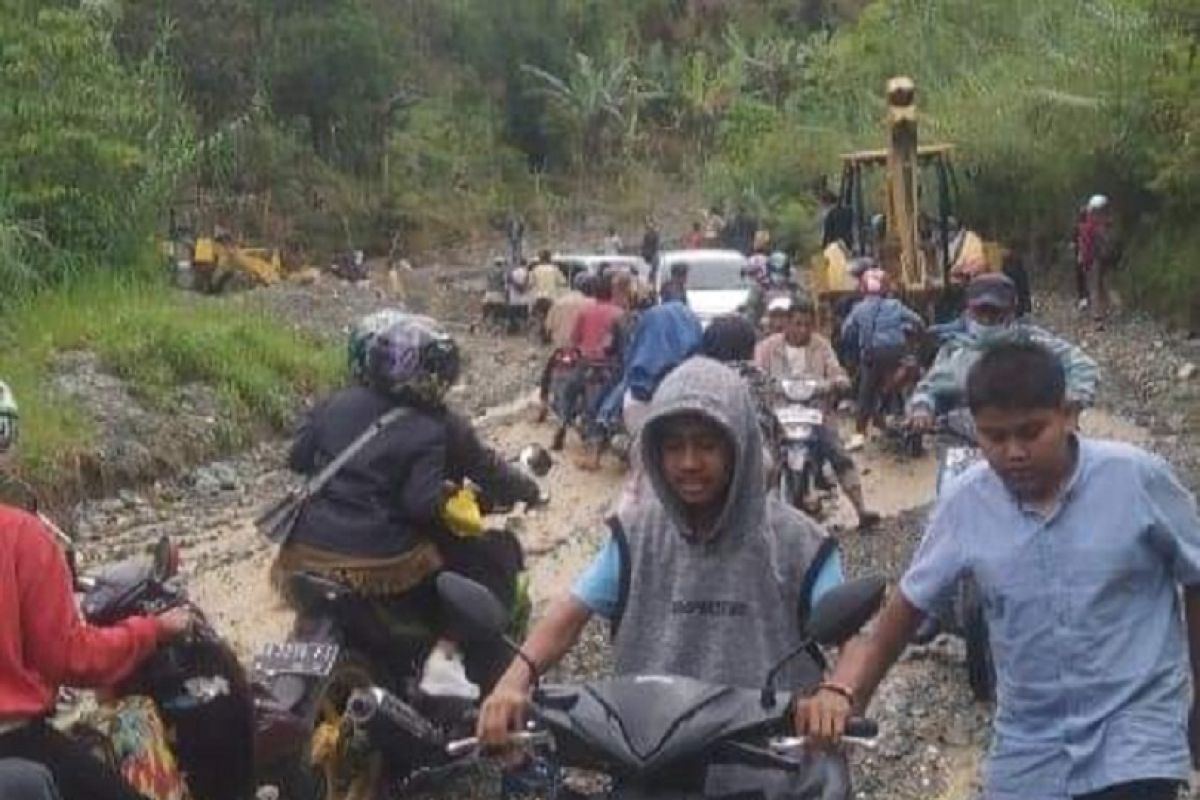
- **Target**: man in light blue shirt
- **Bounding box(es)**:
[795,341,1200,800]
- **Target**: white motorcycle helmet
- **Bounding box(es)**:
[1087,194,1109,212]
[0,381,17,453]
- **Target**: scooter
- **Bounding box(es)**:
[0,475,255,800]
[71,537,256,800]
[773,379,833,518]
[252,449,552,800]
[545,352,619,453]
[435,571,886,799]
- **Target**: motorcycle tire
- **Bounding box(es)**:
[960,579,996,703]
[273,651,386,800]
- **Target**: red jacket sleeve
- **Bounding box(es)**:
[17,518,162,689]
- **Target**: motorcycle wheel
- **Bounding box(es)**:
[276,652,386,800]
[781,464,819,517]
[960,580,996,703]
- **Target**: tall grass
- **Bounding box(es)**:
[0,270,342,489]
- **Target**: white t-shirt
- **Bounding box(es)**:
[785,344,809,378]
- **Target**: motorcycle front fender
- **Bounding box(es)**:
[785,445,810,473]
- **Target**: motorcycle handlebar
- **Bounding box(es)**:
[444,729,552,758]
[769,717,879,752]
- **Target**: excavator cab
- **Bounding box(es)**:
[836,142,960,287]
[811,77,1003,324]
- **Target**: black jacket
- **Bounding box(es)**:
[287,385,540,558]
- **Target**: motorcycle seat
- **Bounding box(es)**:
[286,572,353,613]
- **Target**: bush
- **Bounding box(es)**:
[0,6,193,293]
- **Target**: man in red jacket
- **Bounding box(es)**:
[0,504,192,800]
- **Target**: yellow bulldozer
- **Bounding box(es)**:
[191,235,284,294]
[810,77,1004,324]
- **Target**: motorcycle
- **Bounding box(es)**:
[773,379,832,518]
[911,410,995,703]
[253,450,552,800]
[72,536,257,800]
[0,474,255,800]
[544,352,619,454]
[435,571,886,799]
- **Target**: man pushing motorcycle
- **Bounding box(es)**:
[0,380,193,800]
[755,299,880,529]
[478,356,853,798]
[797,341,1200,800]
[907,273,1099,429]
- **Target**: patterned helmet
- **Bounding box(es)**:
[347,308,409,382]
[365,316,461,405]
[0,380,17,453]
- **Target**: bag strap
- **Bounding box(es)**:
[300,406,408,498]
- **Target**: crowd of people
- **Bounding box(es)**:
[1,193,1198,800]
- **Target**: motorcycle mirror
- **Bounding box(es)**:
[435,572,509,642]
[152,536,180,582]
[805,575,886,647]
[759,575,886,709]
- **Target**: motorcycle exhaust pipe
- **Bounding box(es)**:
[344,687,445,761]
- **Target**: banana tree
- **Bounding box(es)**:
[521,52,658,172]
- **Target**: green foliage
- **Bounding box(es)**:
[703,0,1199,322]
[267,2,399,174]
[0,4,194,291]
[5,0,1197,321]
[385,98,531,247]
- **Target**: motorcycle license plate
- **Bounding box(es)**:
[253,642,339,678]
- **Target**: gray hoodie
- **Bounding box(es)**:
[609,356,848,799]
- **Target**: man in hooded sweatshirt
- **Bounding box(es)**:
[477,357,852,799]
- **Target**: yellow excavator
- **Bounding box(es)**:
[811,77,1004,323]
[191,235,284,294]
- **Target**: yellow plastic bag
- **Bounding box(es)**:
[441,486,484,538]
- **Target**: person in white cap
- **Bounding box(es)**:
[1078,194,1118,324]
[764,296,792,337]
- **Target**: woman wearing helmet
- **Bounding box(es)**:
[278,313,542,695]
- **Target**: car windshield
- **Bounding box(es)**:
[676,257,749,290]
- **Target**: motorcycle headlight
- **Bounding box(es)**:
[783,423,813,441]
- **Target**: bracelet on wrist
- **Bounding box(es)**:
[818,680,856,706]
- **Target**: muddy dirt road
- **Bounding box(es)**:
[63,260,1199,800]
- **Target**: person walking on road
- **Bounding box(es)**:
[1077,195,1118,325]
[640,217,661,283]
[796,340,1200,800]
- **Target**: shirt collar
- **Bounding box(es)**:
[1014,434,1087,520]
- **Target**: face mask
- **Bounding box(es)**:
[966,318,1008,341]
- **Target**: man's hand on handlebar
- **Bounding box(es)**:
[907,409,934,434]
[476,673,533,761]
[792,687,854,748]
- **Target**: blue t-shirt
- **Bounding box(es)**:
[572,537,844,619]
